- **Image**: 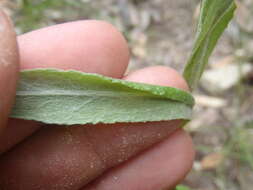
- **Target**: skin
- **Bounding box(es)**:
[0,11,19,132]
[0,11,195,190]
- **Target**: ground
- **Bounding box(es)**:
[1,0,253,190]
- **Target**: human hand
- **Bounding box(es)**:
[0,11,194,190]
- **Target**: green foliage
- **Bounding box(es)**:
[183,0,236,90]
[175,185,192,190]
[11,69,193,125]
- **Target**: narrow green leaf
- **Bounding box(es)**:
[183,0,236,90]
[11,69,194,125]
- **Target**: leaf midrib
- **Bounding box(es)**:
[16,89,158,98]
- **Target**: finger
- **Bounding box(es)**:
[83,130,195,190]
[0,119,42,154]
[0,10,19,133]
[0,121,180,190]
[0,20,129,154]
[124,65,189,90]
[18,20,129,77]
[0,66,189,190]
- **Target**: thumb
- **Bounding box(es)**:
[0,10,19,133]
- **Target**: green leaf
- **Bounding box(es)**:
[174,185,192,190]
[183,0,236,90]
[11,69,194,125]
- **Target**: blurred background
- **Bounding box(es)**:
[1,0,253,190]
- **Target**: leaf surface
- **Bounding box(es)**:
[11,69,194,125]
[183,0,236,90]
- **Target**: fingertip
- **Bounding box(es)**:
[124,66,189,91]
[18,20,129,78]
[168,130,195,186]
